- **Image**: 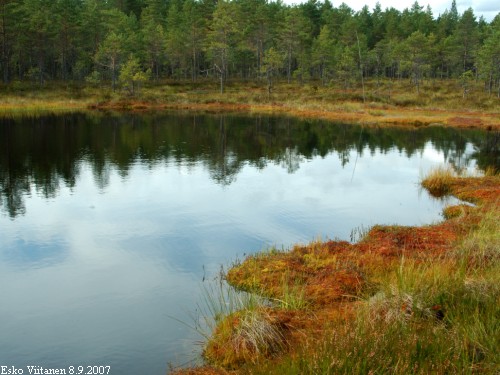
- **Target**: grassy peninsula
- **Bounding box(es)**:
[171,168,499,374]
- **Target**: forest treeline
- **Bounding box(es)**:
[0,0,499,94]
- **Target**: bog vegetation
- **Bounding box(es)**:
[0,0,499,97]
[174,170,500,374]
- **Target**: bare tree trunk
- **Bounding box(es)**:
[1,10,9,83]
[488,71,492,96]
[356,31,365,104]
[287,45,291,84]
[192,47,196,81]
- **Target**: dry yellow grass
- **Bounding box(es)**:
[421,166,457,197]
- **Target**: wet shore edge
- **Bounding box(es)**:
[171,169,499,374]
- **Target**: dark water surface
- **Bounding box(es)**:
[0,113,497,373]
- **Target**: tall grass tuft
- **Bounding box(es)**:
[421,166,457,197]
[193,268,269,340]
[204,307,286,368]
[184,267,290,368]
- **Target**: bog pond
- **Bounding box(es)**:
[0,113,497,373]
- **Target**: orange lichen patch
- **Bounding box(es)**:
[305,268,366,306]
[293,240,354,257]
[228,221,463,309]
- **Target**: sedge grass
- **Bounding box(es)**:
[187,268,270,341]
[203,307,287,368]
[178,261,294,368]
[194,267,290,368]
[270,271,309,311]
[421,165,457,197]
[454,206,500,271]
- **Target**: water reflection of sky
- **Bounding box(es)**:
[0,139,471,373]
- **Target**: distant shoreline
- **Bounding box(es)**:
[1,80,500,131]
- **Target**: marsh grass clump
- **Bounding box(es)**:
[203,307,287,368]
[190,266,294,369]
[421,166,457,197]
[483,166,498,176]
[442,204,470,219]
[195,271,269,339]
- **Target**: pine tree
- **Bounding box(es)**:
[165,1,186,78]
[261,47,284,95]
[19,0,57,85]
[206,0,241,93]
[119,54,149,94]
[454,8,480,73]
[478,24,500,96]
[278,7,312,83]
[95,32,126,90]
[53,0,82,80]
[400,31,432,92]
[182,0,206,81]
[312,25,335,85]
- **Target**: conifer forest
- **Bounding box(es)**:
[0,0,499,95]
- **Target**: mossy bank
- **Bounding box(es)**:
[173,168,499,374]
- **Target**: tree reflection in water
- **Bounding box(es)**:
[1,112,498,218]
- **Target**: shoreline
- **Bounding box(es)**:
[92,100,500,131]
[172,171,499,374]
[1,84,498,373]
[1,81,499,131]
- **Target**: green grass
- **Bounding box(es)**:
[455,207,500,271]
[271,272,309,310]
